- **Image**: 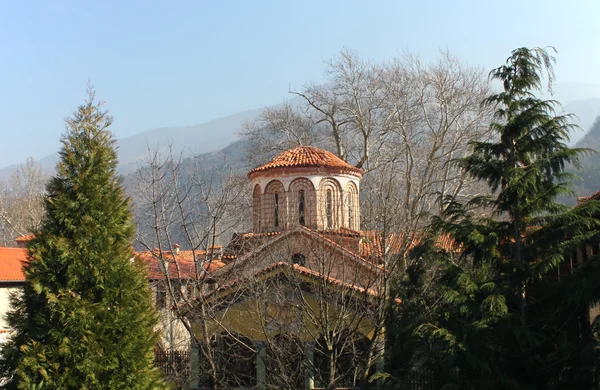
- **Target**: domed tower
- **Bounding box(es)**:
[248,146,363,232]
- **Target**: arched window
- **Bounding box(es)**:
[264,180,286,231]
[346,182,359,230]
[291,253,305,266]
[274,193,280,228]
[348,202,353,229]
[290,178,315,228]
[298,190,305,225]
[326,190,333,229]
[319,178,342,230]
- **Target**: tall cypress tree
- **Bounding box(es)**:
[392,48,600,388]
[0,88,166,389]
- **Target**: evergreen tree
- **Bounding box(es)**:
[0,88,166,389]
[390,47,600,389]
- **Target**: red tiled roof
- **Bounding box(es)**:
[0,248,27,282]
[136,250,226,279]
[359,231,456,258]
[0,246,228,283]
[248,146,363,178]
[578,188,600,205]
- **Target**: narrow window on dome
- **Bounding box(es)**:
[298,190,305,225]
[326,190,333,229]
[348,202,354,229]
[274,193,280,228]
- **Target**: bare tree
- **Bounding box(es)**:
[236,49,494,390]
[131,143,253,389]
[242,48,492,265]
[137,49,495,389]
[240,101,320,167]
[0,157,48,245]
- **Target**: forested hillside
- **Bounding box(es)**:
[562,116,600,205]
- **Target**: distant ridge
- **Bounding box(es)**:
[0,108,262,179]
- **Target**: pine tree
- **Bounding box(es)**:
[392,47,600,388]
[0,88,166,389]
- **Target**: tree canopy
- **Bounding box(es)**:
[389,47,600,389]
[0,88,166,390]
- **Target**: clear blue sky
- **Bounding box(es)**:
[1,0,598,167]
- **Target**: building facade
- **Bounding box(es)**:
[183,146,387,390]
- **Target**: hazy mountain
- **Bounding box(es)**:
[0,108,262,179]
[2,81,599,179]
[548,82,600,104]
[558,116,600,206]
[563,98,600,143]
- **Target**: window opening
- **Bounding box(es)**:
[274,193,279,228]
[291,253,306,266]
[326,190,333,229]
[299,190,305,225]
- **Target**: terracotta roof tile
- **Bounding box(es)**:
[359,231,456,258]
[136,249,226,279]
[578,188,600,206]
[248,146,363,178]
[0,248,27,281]
[0,246,228,283]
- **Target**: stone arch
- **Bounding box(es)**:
[252,184,262,232]
[263,180,287,230]
[318,178,343,230]
[289,177,316,228]
[345,181,359,230]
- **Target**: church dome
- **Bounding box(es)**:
[248,146,362,233]
[248,146,363,180]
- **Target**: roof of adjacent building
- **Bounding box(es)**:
[578,188,600,205]
[0,245,228,283]
[0,248,27,282]
[137,249,226,279]
[248,146,363,178]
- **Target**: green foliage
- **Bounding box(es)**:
[388,47,600,389]
[0,88,167,389]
